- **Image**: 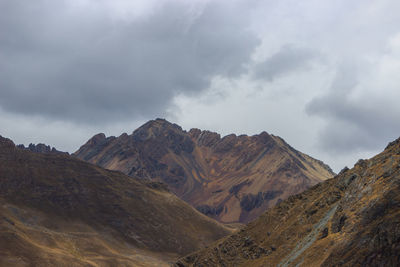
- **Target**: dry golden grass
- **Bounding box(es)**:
[0,135,232,266]
[0,201,171,266]
[177,138,400,266]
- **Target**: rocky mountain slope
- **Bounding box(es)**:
[74,119,334,223]
[176,137,400,266]
[0,135,231,266]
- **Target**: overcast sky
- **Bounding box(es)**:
[1,0,400,172]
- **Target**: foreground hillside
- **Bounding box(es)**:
[0,135,231,266]
[176,137,400,266]
[75,119,334,223]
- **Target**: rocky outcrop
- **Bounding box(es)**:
[240,190,283,212]
[17,143,69,155]
[196,205,224,216]
[176,137,400,267]
[74,119,335,223]
[0,136,15,151]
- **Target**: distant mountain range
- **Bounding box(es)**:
[74,118,334,223]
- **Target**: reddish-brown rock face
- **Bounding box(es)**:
[74,119,334,223]
[175,137,400,267]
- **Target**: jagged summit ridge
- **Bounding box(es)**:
[17,143,69,155]
[74,119,334,223]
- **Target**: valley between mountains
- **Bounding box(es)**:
[0,119,399,266]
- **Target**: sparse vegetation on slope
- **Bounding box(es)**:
[0,135,231,266]
[176,137,400,266]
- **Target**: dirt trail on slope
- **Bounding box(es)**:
[278,204,338,267]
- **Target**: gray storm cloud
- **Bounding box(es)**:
[306,62,400,154]
[253,45,319,81]
[1,0,400,172]
[0,0,259,123]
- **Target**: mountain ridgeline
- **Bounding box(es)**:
[176,137,400,266]
[74,119,334,223]
[17,143,69,155]
[1,123,399,266]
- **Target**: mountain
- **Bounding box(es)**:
[74,119,334,223]
[175,137,400,266]
[0,135,231,266]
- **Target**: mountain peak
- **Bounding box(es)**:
[74,119,334,223]
[133,118,183,133]
[88,133,107,144]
